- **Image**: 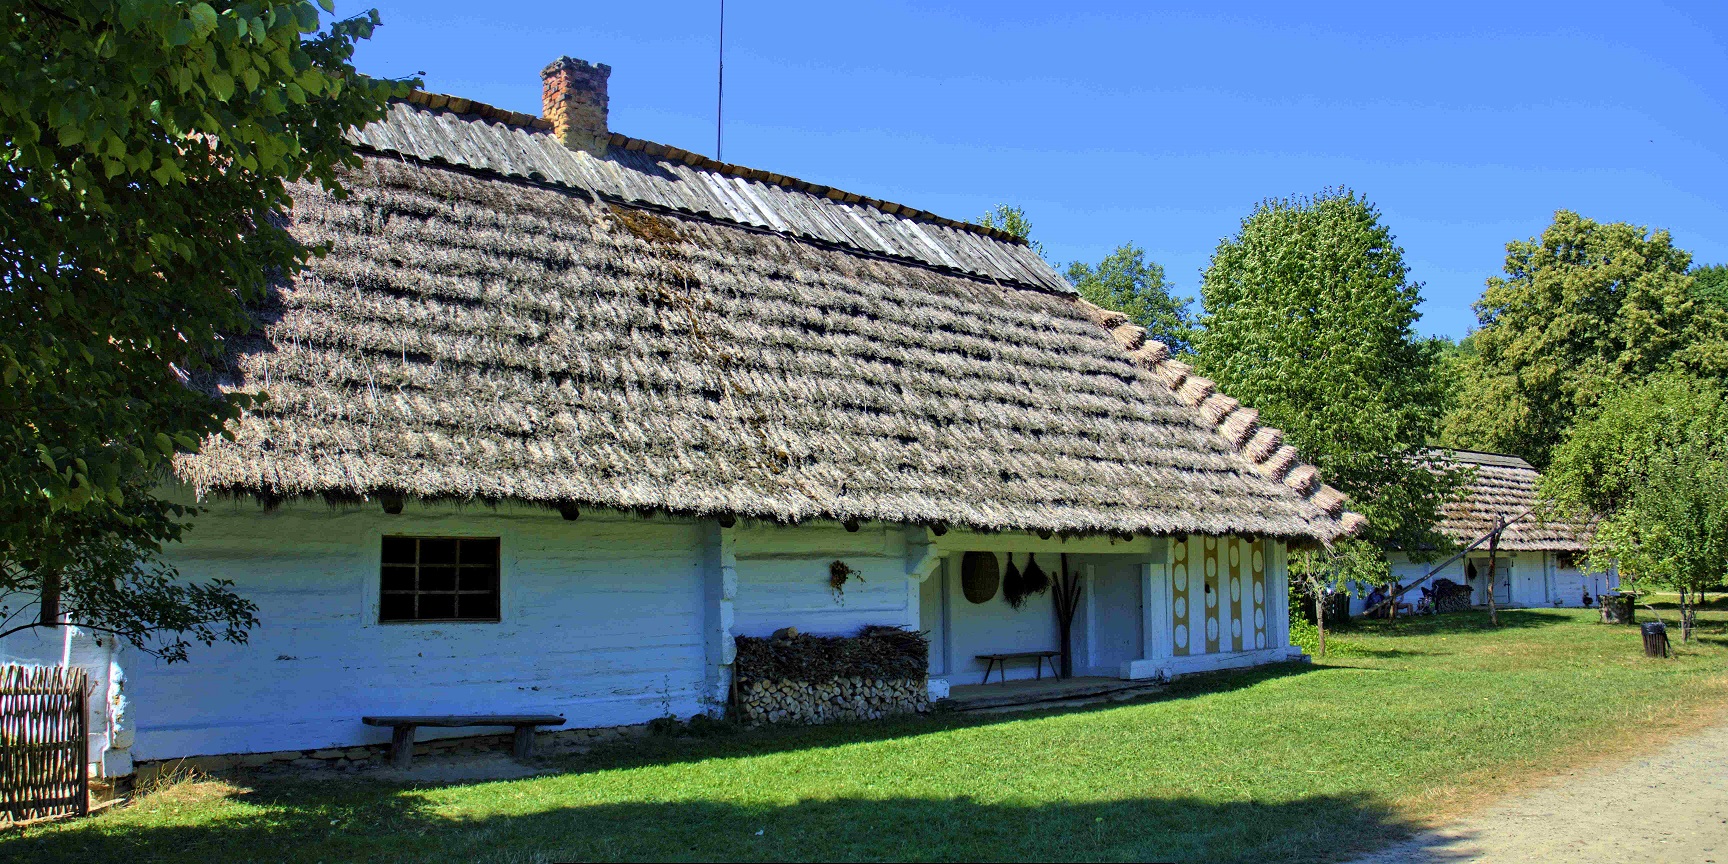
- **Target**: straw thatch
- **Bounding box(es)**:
[174,102,1361,540]
[1431,450,1593,551]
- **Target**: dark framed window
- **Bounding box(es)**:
[379,536,501,622]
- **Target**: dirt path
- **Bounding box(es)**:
[1353,721,1728,863]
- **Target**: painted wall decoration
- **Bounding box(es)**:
[1251,539,1267,649]
[1203,536,1221,654]
[1171,538,1191,656]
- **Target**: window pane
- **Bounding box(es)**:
[381,536,417,566]
[418,593,457,619]
[460,592,499,621]
[419,538,458,566]
[418,566,457,592]
[461,566,499,593]
[379,592,415,622]
[459,538,499,567]
[381,565,416,592]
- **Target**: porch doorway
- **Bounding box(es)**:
[1087,557,1143,677]
[1466,557,1513,606]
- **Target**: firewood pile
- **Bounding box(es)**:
[733,625,929,725]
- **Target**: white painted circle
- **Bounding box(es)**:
[1204,535,1217,551]
[1174,564,1188,591]
[1205,587,1218,609]
[1206,618,1219,641]
[1174,597,1187,620]
[1255,632,1266,649]
[1230,577,1241,602]
[1255,608,1266,630]
[1231,619,1242,638]
[1229,543,1240,568]
[1174,624,1188,648]
[1205,557,1218,578]
[1253,547,1265,572]
[1253,580,1265,604]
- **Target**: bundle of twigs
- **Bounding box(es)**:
[1003,552,1052,609]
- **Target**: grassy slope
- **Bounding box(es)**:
[8,607,1726,863]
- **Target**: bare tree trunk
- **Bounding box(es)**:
[1679,586,1694,643]
[1485,530,1500,627]
[39,566,61,627]
[1314,589,1327,658]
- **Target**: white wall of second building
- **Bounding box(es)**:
[1373,550,1615,613]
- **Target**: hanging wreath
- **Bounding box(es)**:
[829,560,860,602]
[1003,552,1052,609]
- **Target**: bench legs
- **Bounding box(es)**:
[512,725,535,760]
[389,724,417,770]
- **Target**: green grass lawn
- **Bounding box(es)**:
[8,607,1727,863]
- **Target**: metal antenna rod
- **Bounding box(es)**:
[717,0,725,162]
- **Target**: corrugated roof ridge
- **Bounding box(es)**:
[1423,447,1537,471]
[1076,298,1366,540]
[397,89,1028,246]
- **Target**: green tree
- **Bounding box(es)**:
[1542,374,1728,642]
[1431,334,1476,444]
[1066,244,1197,354]
[1441,213,1728,468]
[1195,189,1461,650]
[1693,263,1728,311]
[979,203,1044,258]
[0,1,407,658]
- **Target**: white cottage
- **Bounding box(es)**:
[2,56,1360,779]
[1351,449,1606,615]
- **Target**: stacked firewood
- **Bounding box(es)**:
[735,676,928,726]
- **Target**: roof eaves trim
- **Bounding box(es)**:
[1077,299,1367,540]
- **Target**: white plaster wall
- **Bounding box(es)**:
[78,499,711,760]
[729,522,911,638]
[919,568,947,676]
[944,553,1062,684]
[1083,555,1143,676]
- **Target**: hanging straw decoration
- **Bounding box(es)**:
[1004,551,1052,609]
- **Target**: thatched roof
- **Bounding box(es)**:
[1432,450,1593,551]
[174,97,1362,540]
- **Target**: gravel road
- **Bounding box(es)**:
[1351,721,1728,863]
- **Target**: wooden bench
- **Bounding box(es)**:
[361,715,565,769]
[975,651,1062,685]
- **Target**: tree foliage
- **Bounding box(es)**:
[1693,263,1728,312]
[979,203,1044,258]
[0,1,407,657]
[1440,212,1728,468]
[1195,189,1461,556]
[1066,244,1196,354]
[1542,374,1728,640]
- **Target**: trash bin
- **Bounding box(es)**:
[1641,621,1670,658]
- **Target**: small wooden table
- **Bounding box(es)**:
[975,651,1062,685]
[361,714,565,769]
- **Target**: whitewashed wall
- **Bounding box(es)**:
[5,499,715,761]
[1368,550,1616,614]
[730,522,913,638]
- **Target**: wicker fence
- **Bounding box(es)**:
[0,665,89,823]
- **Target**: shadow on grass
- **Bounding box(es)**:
[9,784,1445,864]
[525,660,1334,780]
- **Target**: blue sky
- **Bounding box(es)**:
[348,1,1727,340]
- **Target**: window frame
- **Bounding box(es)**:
[377,535,503,624]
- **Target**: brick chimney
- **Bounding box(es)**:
[541,56,611,157]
